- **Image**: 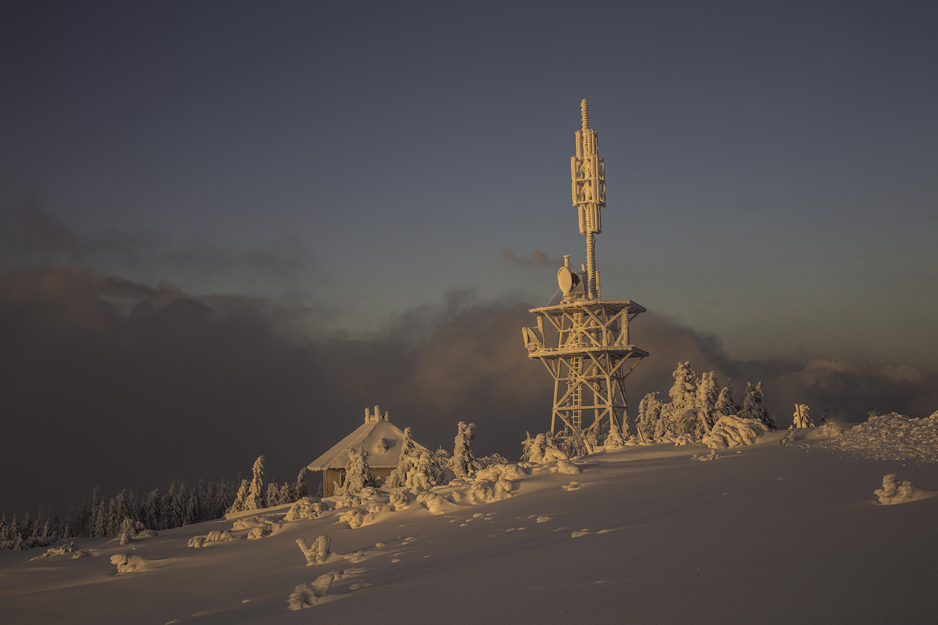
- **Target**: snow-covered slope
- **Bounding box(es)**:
[3,432,937,625]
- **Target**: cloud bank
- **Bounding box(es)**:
[1,266,935,517]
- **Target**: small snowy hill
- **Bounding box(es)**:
[3,431,937,625]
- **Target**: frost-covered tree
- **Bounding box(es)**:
[266,482,281,508]
[295,467,309,500]
[667,362,699,436]
[737,382,775,429]
[338,447,371,495]
[695,371,719,438]
[141,489,161,531]
[637,392,663,441]
[450,421,478,477]
[605,421,626,448]
[230,479,250,514]
[714,378,739,419]
[752,382,776,430]
[244,456,267,511]
[386,427,419,488]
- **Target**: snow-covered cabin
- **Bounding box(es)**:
[307,406,427,497]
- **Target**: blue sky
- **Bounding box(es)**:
[3,0,937,367]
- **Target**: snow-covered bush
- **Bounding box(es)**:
[285,497,328,521]
[523,433,569,464]
[702,415,769,449]
[287,574,334,610]
[296,535,332,565]
[30,542,74,560]
[874,474,932,505]
[247,522,279,540]
[338,509,376,529]
[110,553,149,573]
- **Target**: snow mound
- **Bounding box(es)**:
[287,573,334,610]
[702,415,769,449]
[285,497,329,521]
[874,474,934,505]
[672,433,695,446]
[815,413,938,462]
[416,492,457,515]
[110,553,150,573]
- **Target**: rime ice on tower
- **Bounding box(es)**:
[522,100,649,439]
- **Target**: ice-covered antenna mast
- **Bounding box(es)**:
[571,98,605,300]
[522,99,649,440]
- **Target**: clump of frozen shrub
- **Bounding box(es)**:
[874,474,932,505]
[338,509,377,529]
[702,415,769,449]
[287,573,334,610]
[110,553,149,573]
[30,542,74,560]
[296,535,332,565]
[285,497,329,521]
[247,522,279,540]
[188,529,233,548]
[522,433,570,464]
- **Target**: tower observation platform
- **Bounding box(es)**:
[522,100,649,439]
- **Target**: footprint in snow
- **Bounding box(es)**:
[562,482,582,491]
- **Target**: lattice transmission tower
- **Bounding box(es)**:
[522,100,649,439]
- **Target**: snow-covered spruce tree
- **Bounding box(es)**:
[245,456,267,511]
[229,479,250,514]
[694,371,719,438]
[266,483,281,508]
[141,489,161,530]
[714,378,738,420]
[752,382,777,430]
[338,447,371,495]
[667,361,699,436]
[738,382,762,426]
[450,421,478,477]
[295,467,309,499]
[637,392,663,441]
[605,421,626,448]
[386,427,419,488]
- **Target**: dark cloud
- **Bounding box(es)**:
[2,266,935,518]
[0,202,311,283]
